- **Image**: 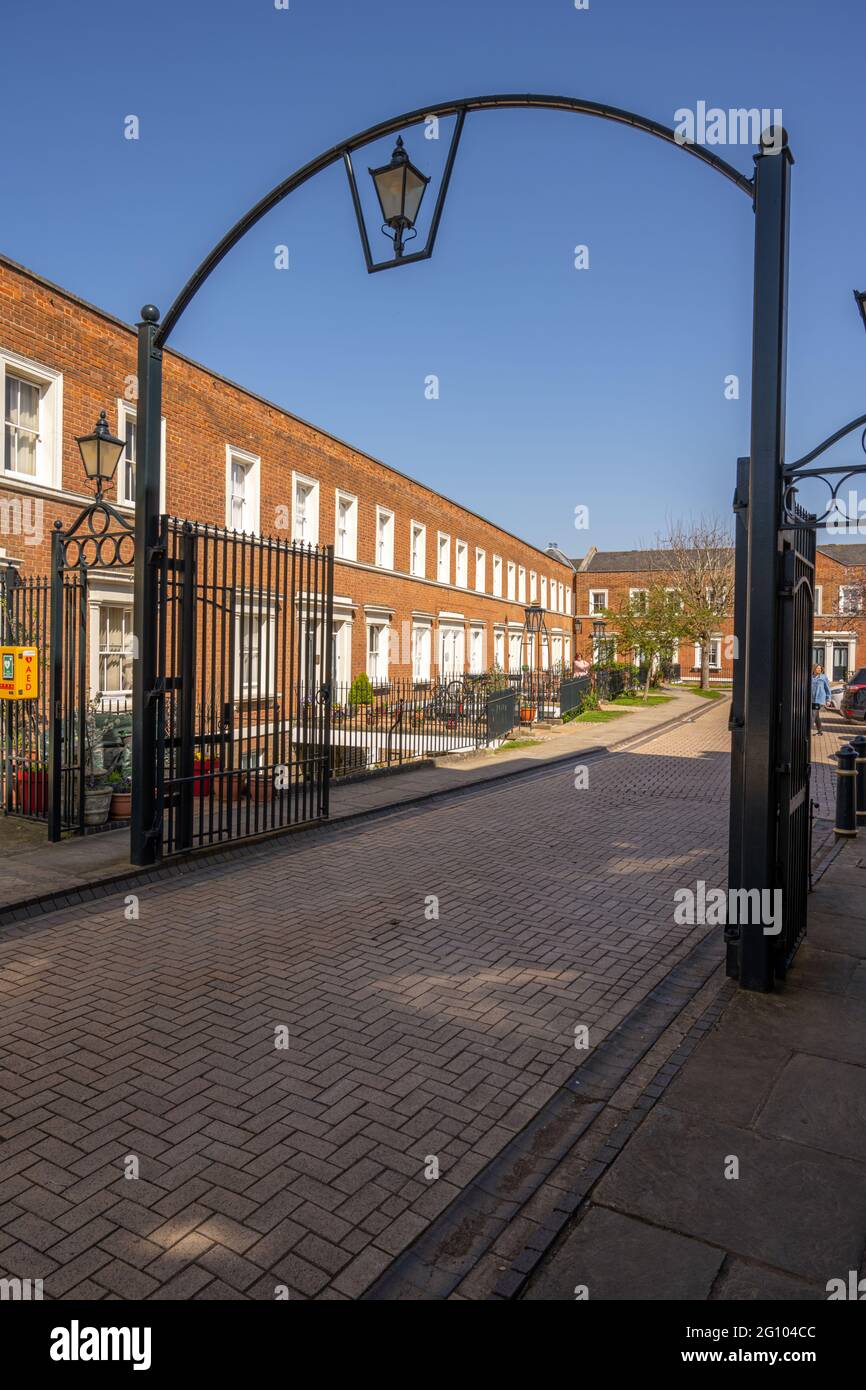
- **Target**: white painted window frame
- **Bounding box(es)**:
[0,346,63,489]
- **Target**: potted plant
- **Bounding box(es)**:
[16,763,49,815]
[193,749,221,797]
[83,699,112,826]
[106,769,132,820]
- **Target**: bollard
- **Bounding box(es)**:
[835,743,857,837]
[851,733,866,826]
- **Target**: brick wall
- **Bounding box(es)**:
[0,255,575,682]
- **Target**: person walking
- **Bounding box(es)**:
[811,663,832,734]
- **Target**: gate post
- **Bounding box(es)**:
[735,130,793,991]
[177,523,197,852]
[131,306,163,865]
[47,524,64,843]
[321,545,334,819]
[726,457,750,976]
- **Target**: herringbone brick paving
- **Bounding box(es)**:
[0,704,730,1299]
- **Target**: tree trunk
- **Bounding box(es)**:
[644,661,653,700]
[700,640,710,691]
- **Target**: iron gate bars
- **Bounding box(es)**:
[153,519,334,860]
[0,566,50,822]
[47,498,135,841]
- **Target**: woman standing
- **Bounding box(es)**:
[811,664,832,734]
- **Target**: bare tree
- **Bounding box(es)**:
[657,517,735,690]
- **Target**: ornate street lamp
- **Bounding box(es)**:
[369,137,431,258]
[76,410,125,499]
[855,290,866,335]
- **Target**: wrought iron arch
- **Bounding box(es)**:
[155,92,755,347]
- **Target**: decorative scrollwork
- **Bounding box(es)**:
[55,497,136,572]
[782,414,866,530]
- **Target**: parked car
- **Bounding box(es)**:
[840,668,866,721]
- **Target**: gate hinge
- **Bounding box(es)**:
[723,923,740,943]
[776,762,791,775]
[145,678,166,705]
[728,714,744,730]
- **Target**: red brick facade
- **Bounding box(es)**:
[570,545,866,684]
[0,255,575,690]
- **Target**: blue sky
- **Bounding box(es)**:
[2,0,864,552]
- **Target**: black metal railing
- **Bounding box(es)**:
[593,665,629,701]
[154,518,334,857]
[559,675,590,716]
[486,687,518,743]
[329,675,513,771]
[0,566,50,821]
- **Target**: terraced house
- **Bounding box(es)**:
[0,253,576,701]
[561,544,866,684]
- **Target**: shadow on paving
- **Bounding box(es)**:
[522,841,866,1301]
[0,717,733,1301]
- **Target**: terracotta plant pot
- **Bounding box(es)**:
[217,771,247,801]
[16,769,48,815]
[193,757,220,797]
[520,706,536,723]
[109,790,132,819]
[249,772,275,803]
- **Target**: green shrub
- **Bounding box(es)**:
[348,673,373,706]
[562,689,600,722]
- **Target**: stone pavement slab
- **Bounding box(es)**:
[523,1205,723,1301]
[523,840,866,1301]
[756,1054,866,1162]
[594,1104,866,1284]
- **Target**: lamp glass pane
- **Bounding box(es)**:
[402,167,427,224]
[78,437,101,478]
[374,164,407,223]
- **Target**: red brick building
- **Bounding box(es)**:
[561,544,866,684]
[0,254,576,699]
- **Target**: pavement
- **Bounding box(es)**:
[521,840,866,1301]
[1,686,859,1303]
[0,692,733,1300]
[0,686,719,918]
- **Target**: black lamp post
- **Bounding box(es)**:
[369,137,431,258]
[854,289,866,335]
[75,410,125,500]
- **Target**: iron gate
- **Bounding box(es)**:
[0,566,50,821]
[47,501,136,840]
[728,459,815,980]
[153,519,334,858]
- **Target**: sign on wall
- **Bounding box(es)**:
[0,647,39,700]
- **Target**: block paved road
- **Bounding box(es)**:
[0,702,730,1300]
